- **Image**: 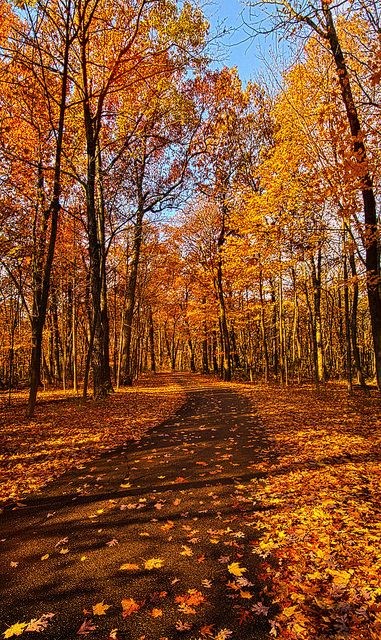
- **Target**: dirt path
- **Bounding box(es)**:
[0,379,275,640]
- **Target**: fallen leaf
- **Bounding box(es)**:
[144,558,164,570]
[228,562,247,577]
[119,563,139,571]
[180,545,193,557]
[175,620,192,631]
[77,619,97,635]
[106,539,119,547]
[214,629,233,640]
[3,622,27,638]
[121,598,140,618]
[92,601,111,616]
[25,614,55,632]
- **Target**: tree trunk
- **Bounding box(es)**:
[148,307,156,373]
[343,243,353,392]
[259,269,269,382]
[348,245,368,391]
[26,5,71,417]
[121,167,145,386]
[215,212,231,381]
[311,251,324,384]
[323,3,381,388]
[202,298,209,374]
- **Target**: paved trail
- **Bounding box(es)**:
[0,380,276,640]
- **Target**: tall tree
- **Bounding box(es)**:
[0,0,74,416]
[249,0,381,387]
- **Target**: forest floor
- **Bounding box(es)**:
[0,374,380,640]
[0,375,186,505]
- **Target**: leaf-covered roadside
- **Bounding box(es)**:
[0,375,185,506]
[241,383,381,640]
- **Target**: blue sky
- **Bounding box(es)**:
[202,0,291,84]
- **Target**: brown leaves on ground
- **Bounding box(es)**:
[0,374,185,505]
[241,382,381,640]
[2,376,381,640]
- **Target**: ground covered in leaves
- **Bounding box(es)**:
[239,382,381,640]
[0,375,380,640]
[0,375,185,505]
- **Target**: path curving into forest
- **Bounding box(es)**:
[0,378,276,640]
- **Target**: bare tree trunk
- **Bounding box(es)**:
[311,250,324,384]
[343,235,353,393]
[215,211,231,381]
[121,165,145,386]
[26,2,71,417]
[259,269,269,382]
[148,307,156,373]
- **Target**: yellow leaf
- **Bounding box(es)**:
[41,554,49,561]
[119,563,139,571]
[151,608,163,618]
[228,562,247,577]
[180,546,193,556]
[240,590,252,599]
[283,605,297,618]
[326,569,353,588]
[144,557,164,570]
[3,622,27,638]
[92,601,111,616]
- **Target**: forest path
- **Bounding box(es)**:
[0,377,276,640]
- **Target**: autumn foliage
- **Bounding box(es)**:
[0,0,381,639]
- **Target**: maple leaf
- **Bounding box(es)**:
[214,629,233,640]
[326,568,353,588]
[228,562,247,577]
[180,545,193,556]
[144,557,164,570]
[151,608,163,618]
[200,624,214,637]
[283,605,298,618]
[92,601,111,616]
[77,619,97,635]
[121,598,140,618]
[3,622,27,638]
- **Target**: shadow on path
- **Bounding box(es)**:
[0,379,275,640]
